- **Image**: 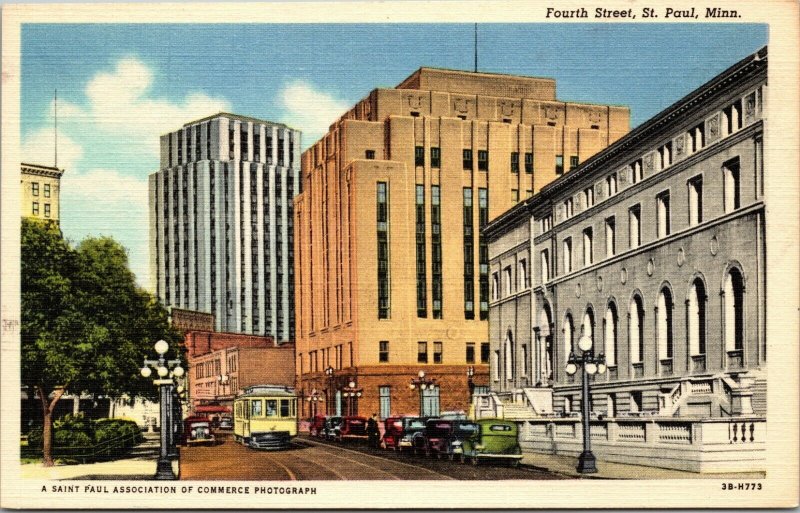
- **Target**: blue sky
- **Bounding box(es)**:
[21,23,768,287]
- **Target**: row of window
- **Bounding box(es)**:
[411,147,576,176]
[491,258,528,301]
[375,340,490,364]
[304,343,353,374]
[556,90,757,229]
[30,202,52,217]
[29,182,52,197]
[195,358,222,379]
[168,123,295,167]
[548,159,741,280]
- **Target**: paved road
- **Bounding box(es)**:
[180,433,566,481]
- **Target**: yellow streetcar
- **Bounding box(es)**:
[233,385,298,449]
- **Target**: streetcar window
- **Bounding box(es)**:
[251,400,262,417]
[280,399,290,417]
[292,399,297,417]
[266,400,278,417]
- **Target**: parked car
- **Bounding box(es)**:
[380,417,405,450]
[321,416,342,441]
[335,416,368,442]
[422,418,479,459]
[182,416,216,446]
[459,418,522,466]
[308,415,326,437]
[218,415,233,430]
[397,417,430,454]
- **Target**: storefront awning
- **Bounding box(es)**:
[195,405,231,414]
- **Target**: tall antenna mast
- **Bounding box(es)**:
[474,23,478,72]
[54,89,58,168]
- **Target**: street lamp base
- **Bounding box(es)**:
[154,458,177,480]
[576,450,598,474]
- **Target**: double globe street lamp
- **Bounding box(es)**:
[565,334,607,474]
[140,339,184,480]
[409,370,437,417]
[324,366,335,415]
[341,380,362,416]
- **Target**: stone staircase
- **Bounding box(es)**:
[658,372,763,418]
[127,432,160,459]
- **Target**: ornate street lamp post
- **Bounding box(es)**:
[565,334,607,474]
[306,389,323,417]
[341,379,362,416]
[140,339,184,481]
[324,366,335,415]
[466,366,475,408]
[409,370,437,417]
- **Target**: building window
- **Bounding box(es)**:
[723,99,743,136]
[582,227,593,266]
[510,152,519,173]
[379,386,391,419]
[563,238,572,274]
[32,202,39,215]
[563,314,574,359]
[540,215,552,233]
[463,188,474,319]
[503,266,512,296]
[462,149,473,170]
[43,183,50,198]
[606,173,618,197]
[511,189,519,203]
[477,150,489,171]
[657,287,674,360]
[377,182,390,319]
[416,185,427,318]
[481,342,490,364]
[433,342,443,364]
[491,272,499,300]
[31,182,39,196]
[519,258,527,289]
[540,250,550,283]
[564,198,574,219]
[524,152,533,174]
[688,278,707,357]
[631,159,643,184]
[44,203,51,218]
[414,146,425,167]
[604,303,618,366]
[521,344,528,376]
[365,150,375,160]
[570,156,579,170]
[430,147,441,168]
[656,191,671,238]
[555,155,564,175]
[724,267,745,352]
[605,217,616,258]
[723,158,741,213]
[629,295,644,364]
[583,187,594,208]
[630,391,642,413]
[418,341,428,363]
[629,204,641,249]
[421,385,440,417]
[431,185,442,319]
[689,122,705,153]
[659,142,673,169]
[379,341,389,363]
[466,342,475,364]
[492,350,500,381]
[504,332,514,381]
[478,188,489,320]
[688,176,703,226]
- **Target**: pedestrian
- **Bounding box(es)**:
[367,413,379,448]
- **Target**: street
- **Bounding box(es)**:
[180,433,566,481]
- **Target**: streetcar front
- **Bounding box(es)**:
[233,385,298,450]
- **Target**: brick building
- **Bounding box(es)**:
[294,67,629,419]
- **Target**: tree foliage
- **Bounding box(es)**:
[21,219,183,464]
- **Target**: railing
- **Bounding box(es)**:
[658,423,692,444]
[617,422,646,442]
[21,431,143,464]
[690,380,713,394]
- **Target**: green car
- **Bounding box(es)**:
[459,419,523,467]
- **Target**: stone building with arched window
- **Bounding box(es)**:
[484,47,767,425]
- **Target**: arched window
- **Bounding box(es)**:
[563,314,574,361]
[688,278,707,356]
[504,331,514,381]
[629,295,644,363]
[582,308,595,348]
[657,287,674,360]
[604,302,618,366]
[724,268,745,351]
[540,303,554,381]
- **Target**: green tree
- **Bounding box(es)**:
[21,219,182,466]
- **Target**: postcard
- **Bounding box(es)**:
[1,0,798,509]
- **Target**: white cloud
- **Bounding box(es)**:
[280,80,348,148]
[21,127,83,171]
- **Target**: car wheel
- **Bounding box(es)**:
[510,459,520,468]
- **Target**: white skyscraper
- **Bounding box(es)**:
[149,113,300,342]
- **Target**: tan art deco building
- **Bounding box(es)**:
[294,68,629,419]
[21,163,64,223]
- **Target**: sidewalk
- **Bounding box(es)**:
[520,452,766,479]
[20,456,178,481]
